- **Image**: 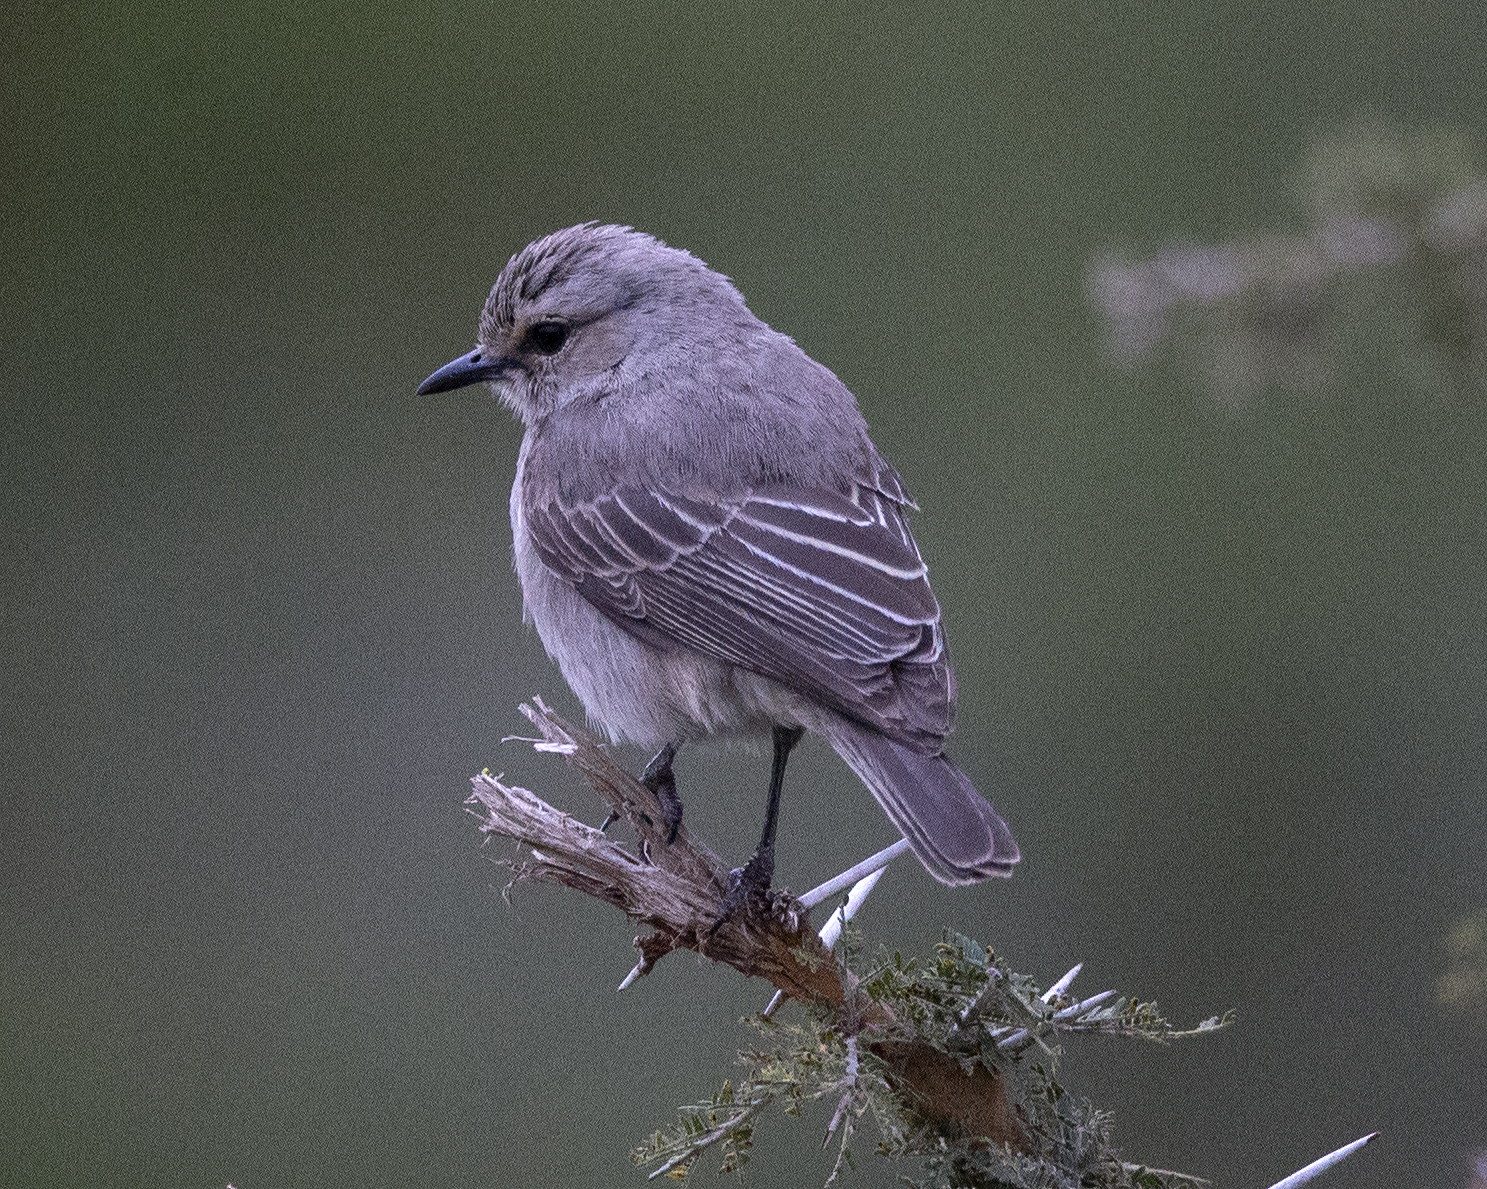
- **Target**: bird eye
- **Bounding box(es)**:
[526,320,569,354]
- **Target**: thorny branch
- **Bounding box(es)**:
[465,699,1026,1150]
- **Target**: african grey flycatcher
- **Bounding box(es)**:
[418,223,1019,890]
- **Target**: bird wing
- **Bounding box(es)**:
[522,479,956,749]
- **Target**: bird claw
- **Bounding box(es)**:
[708,846,776,935]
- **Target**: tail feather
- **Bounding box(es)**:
[827,721,1019,885]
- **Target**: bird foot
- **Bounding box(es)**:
[708,846,776,934]
[640,744,683,844]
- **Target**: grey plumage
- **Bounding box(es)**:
[419,223,1019,884]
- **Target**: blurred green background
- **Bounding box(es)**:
[4,2,1485,1186]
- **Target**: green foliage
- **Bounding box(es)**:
[630,1004,905,1183]
[632,930,1232,1186]
[1089,120,1487,403]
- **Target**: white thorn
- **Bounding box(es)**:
[998,988,1120,1050]
[798,839,911,909]
[818,867,887,950]
[1053,989,1118,1021]
[997,1028,1029,1050]
[1264,1133,1380,1189]
[1042,962,1084,1002]
[617,960,645,992]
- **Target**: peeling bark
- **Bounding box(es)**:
[465,699,1027,1152]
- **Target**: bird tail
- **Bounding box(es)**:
[826,720,1020,885]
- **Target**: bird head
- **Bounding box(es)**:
[417,223,752,425]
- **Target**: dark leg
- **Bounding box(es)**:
[640,742,683,844]
[717,725,805,920]
[598,743,681,838]
[752,725,805,880]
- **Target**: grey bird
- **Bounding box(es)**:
[418,223,1019,889]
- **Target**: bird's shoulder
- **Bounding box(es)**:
[521,329,908,509]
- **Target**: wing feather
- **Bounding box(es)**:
[674,548,891,661]
[524,480,955,746]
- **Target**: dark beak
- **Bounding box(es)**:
[416,348,515,395]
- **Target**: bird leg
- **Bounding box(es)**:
[598,744,680,838]
[718,725,805,917]
[630,742,682,844]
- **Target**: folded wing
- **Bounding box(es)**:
[522,478,955,750]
